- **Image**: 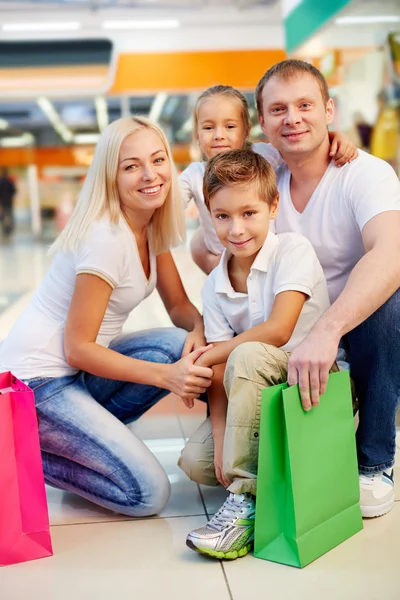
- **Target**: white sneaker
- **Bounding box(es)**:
[359,469,395,518]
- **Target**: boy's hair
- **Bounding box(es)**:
[255,59,330,116]
[203,149,278,210]
[193,85,252,146]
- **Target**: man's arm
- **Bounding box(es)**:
[288,211,400,410]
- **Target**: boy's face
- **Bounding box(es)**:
[209,182,279,261]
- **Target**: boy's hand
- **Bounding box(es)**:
[328,131,358,166]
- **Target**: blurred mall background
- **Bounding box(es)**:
[0,0,399,244]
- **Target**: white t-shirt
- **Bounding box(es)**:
[202,232,330,352]
[274,150,400,303]
[0,217,157,379]
[179,142,282,255]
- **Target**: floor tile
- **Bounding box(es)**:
[222,503,400,600]
[128,413,183,440]
[0,517,231,600]
[199,484,228,517]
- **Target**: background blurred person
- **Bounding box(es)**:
[0,167,16,237]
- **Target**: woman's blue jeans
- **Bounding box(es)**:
[26,327,187,517]
[346,288,400,474]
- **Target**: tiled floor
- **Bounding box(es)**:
[1,232,399,599]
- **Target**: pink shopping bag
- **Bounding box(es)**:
[0,371,53,566]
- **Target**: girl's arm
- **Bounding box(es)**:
[64,273,212,401]
[196,290,308,369]
[156,251,206,355]
[328,131,358,166]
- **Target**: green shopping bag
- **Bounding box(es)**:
[254,370,363,568]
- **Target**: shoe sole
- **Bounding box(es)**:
[186,538,252,560]
[360,496,395,518]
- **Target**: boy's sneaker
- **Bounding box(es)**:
[186,492,255,560]
[359,469,395,518]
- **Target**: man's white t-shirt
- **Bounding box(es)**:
[0,217,157,379]
[202,232,330,352]
[179,142,282,255]
[274,150,400,303]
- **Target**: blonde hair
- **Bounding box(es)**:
[193,85,252,149]
[203,149,278,210]
[50,116,185,256]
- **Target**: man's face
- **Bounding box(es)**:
[258,73,334,158]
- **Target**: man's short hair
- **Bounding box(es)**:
[203,149,278,210]
[255,59,330,116]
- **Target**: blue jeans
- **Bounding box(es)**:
[346,288,400,474]
[27,327,187,517]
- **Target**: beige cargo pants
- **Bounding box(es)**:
[178,341,290,496]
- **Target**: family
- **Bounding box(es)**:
[1,59,399,560]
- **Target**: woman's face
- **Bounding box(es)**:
[116,128,171,219]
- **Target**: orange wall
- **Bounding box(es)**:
[0,144,193,170]
[110,49,287,93]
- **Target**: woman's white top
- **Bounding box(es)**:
[0,217,157,379]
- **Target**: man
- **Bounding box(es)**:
[255,59,400,518]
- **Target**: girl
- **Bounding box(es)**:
[179,85,357,274]
[0,116,213,518]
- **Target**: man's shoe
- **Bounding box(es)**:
[359,469,395,518]
[186,492,255,559]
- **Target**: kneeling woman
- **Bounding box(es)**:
[0,116,213,517]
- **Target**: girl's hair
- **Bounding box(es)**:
[50,115,185,256]
[203,149,278,210]
[193,85,252,148]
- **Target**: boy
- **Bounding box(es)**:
[179,149,331,559]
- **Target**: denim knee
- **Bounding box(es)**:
[121,467,171,517]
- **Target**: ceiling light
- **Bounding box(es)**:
[37,97,74,143]
[335,15,400,25]
[102,19,180,30]
[95,96,108,133]
[0,133,35,147]
[74,133,100,145]
[2,22,81,32]
[149,93,168,123]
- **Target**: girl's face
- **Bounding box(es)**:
[116,128,171,219]
[196,95,249,160]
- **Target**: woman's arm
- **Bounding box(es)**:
[156,251,206,354]
[64,273,212,401]
[196,290,308,369]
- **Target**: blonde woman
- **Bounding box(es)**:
[0,116,213,517]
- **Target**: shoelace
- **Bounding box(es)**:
[207,494,248,532]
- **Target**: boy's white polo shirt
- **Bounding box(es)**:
[201,232,330,353]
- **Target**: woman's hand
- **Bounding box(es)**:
[164,345,213,405]
[181,327,207,357]
[328,131,358,166]
[213,432,230,488]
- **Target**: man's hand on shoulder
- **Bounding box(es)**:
[287,327,340,411]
